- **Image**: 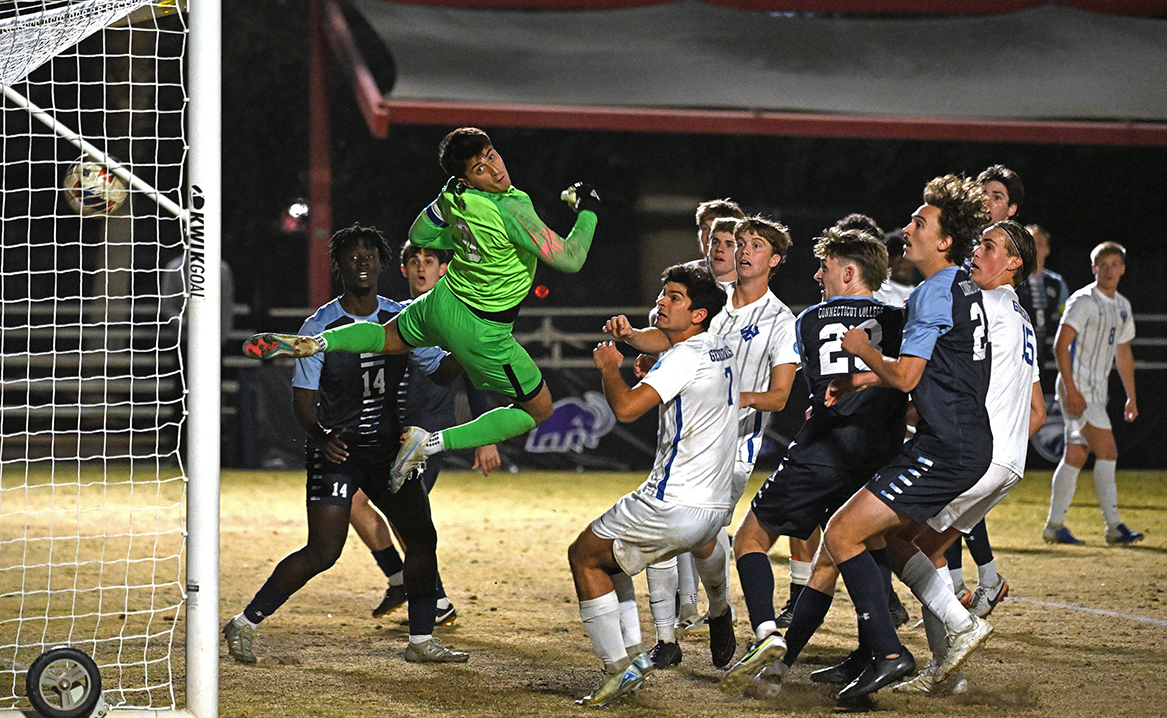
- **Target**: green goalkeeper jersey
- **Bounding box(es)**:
[408,182,597,313]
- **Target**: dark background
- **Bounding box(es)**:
[223,2,1166,469]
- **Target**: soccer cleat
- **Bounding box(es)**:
[648,640,682,669]
[966,576,1009,618]
[1043,524,1086,545]
[935,615,992,683]
[679,609,709,637]
[1106,523,1145,546]
[719,632,786,694]
[435,604,458,627]
[403,638,469,663]
[811,648,869,685]
[889,588,910,627]
[223,618,257,664]
[631,652,655,680]
[836,646,915,703]
[747,662,789,699]
[955,584,971,607]
[775,599,794,629]
[575,662,645,707]
[372,584,408,618]
[242,333,322,359]
[391,427,431,489]
[892,660,969,697]
[708,608,737,668]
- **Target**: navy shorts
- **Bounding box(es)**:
[865,447,989,525]
[305,442,395,507]
[751,460,874,541]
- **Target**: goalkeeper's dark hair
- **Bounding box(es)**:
[661,264,724,329]
[923,174,991,266]
[400,240,452,268]
[439,127,493,179]
[329,223,392,276]
[814,227,889,292]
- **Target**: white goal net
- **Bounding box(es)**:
[0,2,216,715]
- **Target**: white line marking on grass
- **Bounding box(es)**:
[1007,597,1167,627]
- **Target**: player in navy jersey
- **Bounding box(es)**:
[223,225,470,665]
[348,241,501,624]
[721,227,907,696]
[816,174,992,704]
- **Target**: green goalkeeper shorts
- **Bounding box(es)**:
[396,278,544,402]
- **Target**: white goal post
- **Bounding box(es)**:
[0,2,219,717]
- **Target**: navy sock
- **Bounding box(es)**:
[407,590,439,636]
[244,581,291,625]
[372,546,405,581]
[736,552,776,632]
[944,537,964,570]
[782,586,832,666]
[836,552,902,658]
[965,519,995,566]
[870,547,893,597]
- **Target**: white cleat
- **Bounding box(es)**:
[935,615,992,683]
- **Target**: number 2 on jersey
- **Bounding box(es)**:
[819,319,883,375]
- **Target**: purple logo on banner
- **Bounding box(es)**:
[525,391,616,454]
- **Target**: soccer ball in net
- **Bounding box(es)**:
[62,161,128,216]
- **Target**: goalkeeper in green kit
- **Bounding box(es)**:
[244,127,600,486]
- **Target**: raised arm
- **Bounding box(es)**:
[498,190,597,273]
[603,314,671,354]
[593,341,662,423]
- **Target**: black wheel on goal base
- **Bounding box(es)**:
[25,646,103,718]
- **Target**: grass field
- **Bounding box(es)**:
[218,467,1167,717]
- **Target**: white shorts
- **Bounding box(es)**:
[926,463,1021,534]
[1061,402,1112,445]
[590,491,730,576]
[730,457,754,512]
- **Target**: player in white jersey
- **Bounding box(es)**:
[569,264,737,707]
[604,216,798,668]
[892,220,1046,695]
[1044,241,1142,546]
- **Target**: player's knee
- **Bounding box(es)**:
[304,542,344,573]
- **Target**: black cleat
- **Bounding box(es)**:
[708,609,737,668]
[372,584,407,618]
[649,640,682,669]
[836,646,916,704]
[810,648,869,685]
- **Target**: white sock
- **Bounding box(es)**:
[949,567,965,593]
[1048,460,1081,526]
[676,552,699,616]
[1092,459,1121,531]
[900,551,973,634]
[436,596,452,610]
[388,570,404,587]
[937,566,954,591]
[232,613,258,629]
[789,558,812,587]
[423,431,445,457]
[579,592,627,671]
[408,633,432,644]
[611,572,643,651]
[694,532,730,618]
[647,558,679,643]
[977,559,999,588]
[755,619,779,642]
